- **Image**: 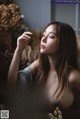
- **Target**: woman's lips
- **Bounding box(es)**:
[40,45,45,49]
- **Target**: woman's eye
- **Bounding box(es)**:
[49,35,55,38]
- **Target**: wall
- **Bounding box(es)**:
[14,0,51,30]
[51,3,80,35]
[51,4,76,28]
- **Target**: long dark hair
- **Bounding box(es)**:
[35,21,78,100]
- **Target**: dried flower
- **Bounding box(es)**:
[48,107,63,119]
[0,4,22,30]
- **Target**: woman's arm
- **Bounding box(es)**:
[8,48,21,85]
[7,31,33,85]
[69,70,80,90]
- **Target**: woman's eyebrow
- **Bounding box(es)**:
[49,32,57,35]
[43,31,57,35]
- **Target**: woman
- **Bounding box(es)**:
[8,21,80,119]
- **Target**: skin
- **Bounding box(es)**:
[8,25,80,108]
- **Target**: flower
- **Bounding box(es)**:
[48,107,63,119]
[0,3,23,30]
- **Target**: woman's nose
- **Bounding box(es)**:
[41,35,48,42]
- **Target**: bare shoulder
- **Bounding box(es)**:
[69,69,80,88]
[29,59,39,74]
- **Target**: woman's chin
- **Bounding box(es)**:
[40,49,45,54]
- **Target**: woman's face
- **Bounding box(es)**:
[40,24,59,56]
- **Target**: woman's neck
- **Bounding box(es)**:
[48,56,56,71]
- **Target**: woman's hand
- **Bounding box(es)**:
[17,31,33,52]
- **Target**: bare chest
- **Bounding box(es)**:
[45,72,74,108]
